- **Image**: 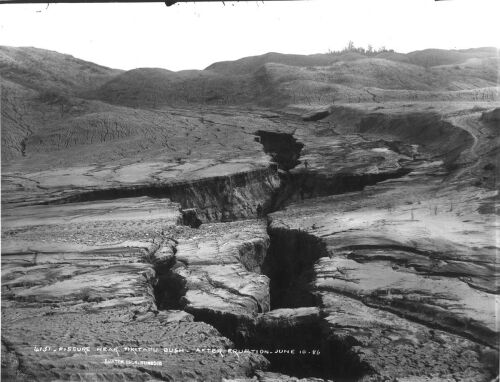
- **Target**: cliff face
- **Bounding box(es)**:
[44,166,281,223]
[159,167,281,222]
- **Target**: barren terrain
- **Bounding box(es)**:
[1,46,499,381]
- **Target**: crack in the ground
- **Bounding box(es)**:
[143,130,425,380]
[37,167,281,224]
[262,226,329,310]
[8,128,432,380]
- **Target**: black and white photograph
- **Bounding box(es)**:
[0,0,499,380]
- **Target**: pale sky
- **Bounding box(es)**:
[0,0,499,71]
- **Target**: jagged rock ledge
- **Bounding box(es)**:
[37,166,281,223]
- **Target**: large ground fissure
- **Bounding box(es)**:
[147,130,416,380]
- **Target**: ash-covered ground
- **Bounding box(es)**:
[1,46,499,381]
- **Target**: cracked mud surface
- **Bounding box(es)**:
[2,46,499,381]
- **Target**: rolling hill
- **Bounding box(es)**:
[1,45,498,164]
[0,46,122,94]
[91,47,499,108]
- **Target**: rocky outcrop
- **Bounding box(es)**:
[158,221,271,340]
[43,167,281,223]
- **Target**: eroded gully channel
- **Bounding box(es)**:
[149,130,413,381]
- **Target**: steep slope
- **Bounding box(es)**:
[1,77,97,161]
[0,46,122,94]
[0,46,122,161]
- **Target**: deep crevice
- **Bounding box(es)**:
[269,168,412,212]
[262,226,328,310]
[254,130,413,214]
[39,167,281,223]
[146,129,417,380]
[151,225,372,381]
[147,239,188,311]
[35,129,412,228]
[154,264,187,311]
[257,226,372,380]
[183,304,371,380]
[255,130,304,171]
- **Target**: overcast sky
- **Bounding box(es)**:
[0,0,499,71]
